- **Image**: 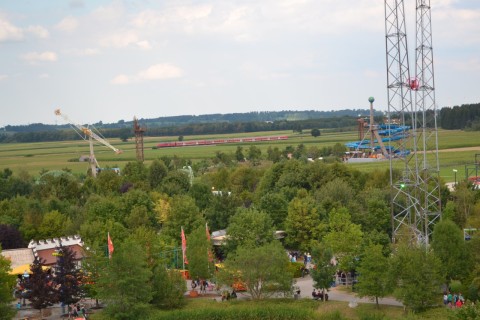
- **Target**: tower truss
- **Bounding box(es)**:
[134,117,146,162]
[384,0,441,244]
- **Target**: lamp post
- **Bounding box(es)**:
[453,169,458,186]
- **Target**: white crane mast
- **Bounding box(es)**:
[54,108,122,177]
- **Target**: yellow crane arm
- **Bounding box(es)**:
[54,109,122,154]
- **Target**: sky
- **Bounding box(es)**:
[1,0,479,126]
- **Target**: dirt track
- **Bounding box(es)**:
[438,146,480,153]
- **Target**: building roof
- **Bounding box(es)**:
[28,235,84,264]
[1,248,34,269]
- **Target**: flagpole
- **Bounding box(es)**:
[206,223,210,273]
[181,227,185,271]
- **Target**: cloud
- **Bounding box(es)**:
[0,17,23,41]
[100,30,139,48]
[111,63,183,85]
[26,25,49,39]
[56,16,79,32]
[21,51,58,63]
[111,74,129,85]
[38,73,50,79]
[136,40,151,50]
[68,48,100,56]
[0,74,7,81]
[137,64,183,80]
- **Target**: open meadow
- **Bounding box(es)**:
[0,129,479,182]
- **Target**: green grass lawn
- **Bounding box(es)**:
[0,129,478,179]
[90,297,452,320]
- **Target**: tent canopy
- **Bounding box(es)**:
[9,264,50,275]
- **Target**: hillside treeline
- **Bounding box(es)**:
[2,103,480,144]
[0,116,359,143]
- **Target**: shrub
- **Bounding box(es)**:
[287,262,305,278]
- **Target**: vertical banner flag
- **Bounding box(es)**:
[181,227,188,265]
[206,223,214,262]
[108,232,114,259]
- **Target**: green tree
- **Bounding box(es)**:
[205,193,240,231]
[162,195,203,240]
[38,210,71,239]
[356,244,393,307]
[186,225,213,282]
[0,246,16,320]
[452,182,476,227]
[161,171,190,196]
[151,266,186,309]
[122,161,148,188]
[247,145,262,165]
[188,182,213,211]
[310,245,336,301]
[266,146,282,163]
[95,238,153,319]
[95,169,122,195]
[235,146,245,162]
[284,192,325,251]
[431,219,472,282]
[311,128,321,137]
[225,208,275,255]
[390,243,444,312]
[148,159,168,190]
[257,192,289,229]
[323,207,363,272]
[219,241,293,300]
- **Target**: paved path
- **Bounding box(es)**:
[294,275,403,306]
[187,276,403,307]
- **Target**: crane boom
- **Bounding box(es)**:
[54,109,121,154]
[55,108,122,177]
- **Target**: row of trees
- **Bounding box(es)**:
[0,117,357,144]
[440,103,480,130]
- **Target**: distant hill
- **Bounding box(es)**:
[3,109,380,133]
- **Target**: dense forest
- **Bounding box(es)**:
[1,142,480,318]
[440,103,480,130]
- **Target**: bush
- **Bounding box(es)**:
[448,302,480,320]
[287,262,305,278]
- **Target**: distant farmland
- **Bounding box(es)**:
[0,129,479,182]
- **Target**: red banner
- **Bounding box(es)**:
[108,232,114,259]
[181,227,188,265]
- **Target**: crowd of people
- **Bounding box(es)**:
[443,291,465,308]
[67,303,88,319]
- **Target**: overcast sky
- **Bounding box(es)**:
[1,0,479,126]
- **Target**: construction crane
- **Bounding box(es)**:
[54,109,122,178]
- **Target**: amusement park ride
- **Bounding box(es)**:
[348,0,442,244]
[383,0,441,244]
[54,109,122,178]
[345,97,410,162]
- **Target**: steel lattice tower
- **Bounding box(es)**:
[384,0,441,244]
[134,117,146,162]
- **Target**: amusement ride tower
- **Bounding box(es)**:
[384,0,441,244]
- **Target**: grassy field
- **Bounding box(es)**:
[90,298,452,320]
[0,129,479,180]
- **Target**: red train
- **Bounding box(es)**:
[157,135,288,148]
